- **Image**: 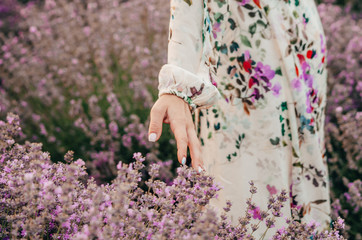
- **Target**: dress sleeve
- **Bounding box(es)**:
[157,0,221,111]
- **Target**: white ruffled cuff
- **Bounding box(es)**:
[158,63,221,111]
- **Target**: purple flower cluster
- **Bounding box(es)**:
[0,113,346,239]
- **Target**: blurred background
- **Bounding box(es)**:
[0,0,361,238]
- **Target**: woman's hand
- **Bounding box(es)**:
[148,94,204,172]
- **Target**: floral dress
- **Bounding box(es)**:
[158,0,331,236]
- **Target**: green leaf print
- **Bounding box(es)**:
[281,123,285,136]
[215,0,227,8]
[214,12,224,22]
[279,115,284,123]
[249,23,257,36]
[275,67,282,76]
[183,0,192,6]
[270,137,280,145]
[255,39,261,48]
[240,35,252,48]
[208,132,212,139]
[311,199,327,205]
[256,20,267,28]
[293,162,303,168]
[293,10,299,18]
[292,147,299,158]
[238,133,245,141]
[281,102,288,111]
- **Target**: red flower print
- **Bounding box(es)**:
[248,77,255,88]
[253,0,261,8]
[295,64,299,77]
[306,50,316,59]
[297,54,306,64]
[243,60,252,74]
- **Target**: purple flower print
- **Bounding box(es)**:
[301,62,314,88]
[253,62,276,84]
[305,88,318,114]
[292,78,302,92]
[248,62,276,101]
[272,82,281,97]
[212,22,221,39]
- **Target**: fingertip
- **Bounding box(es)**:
[177,149,187,166]
[148,132,157,142]
[181,156,186,165]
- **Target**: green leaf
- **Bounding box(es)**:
[255,39,261,48]
[240,35,252,48]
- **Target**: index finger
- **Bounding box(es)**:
[148,103,167,142]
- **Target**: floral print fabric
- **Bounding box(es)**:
[158,0,331,236]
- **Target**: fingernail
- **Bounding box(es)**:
[181,157,186,165]
[148,133,157,142]
[198,166,203,173]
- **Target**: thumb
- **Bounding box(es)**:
[148,103,167,142]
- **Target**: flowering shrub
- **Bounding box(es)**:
[0,113,345,239]
[318,2,362,239]
[0,0,23,35]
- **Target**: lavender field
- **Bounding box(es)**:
[0,0,361,239]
